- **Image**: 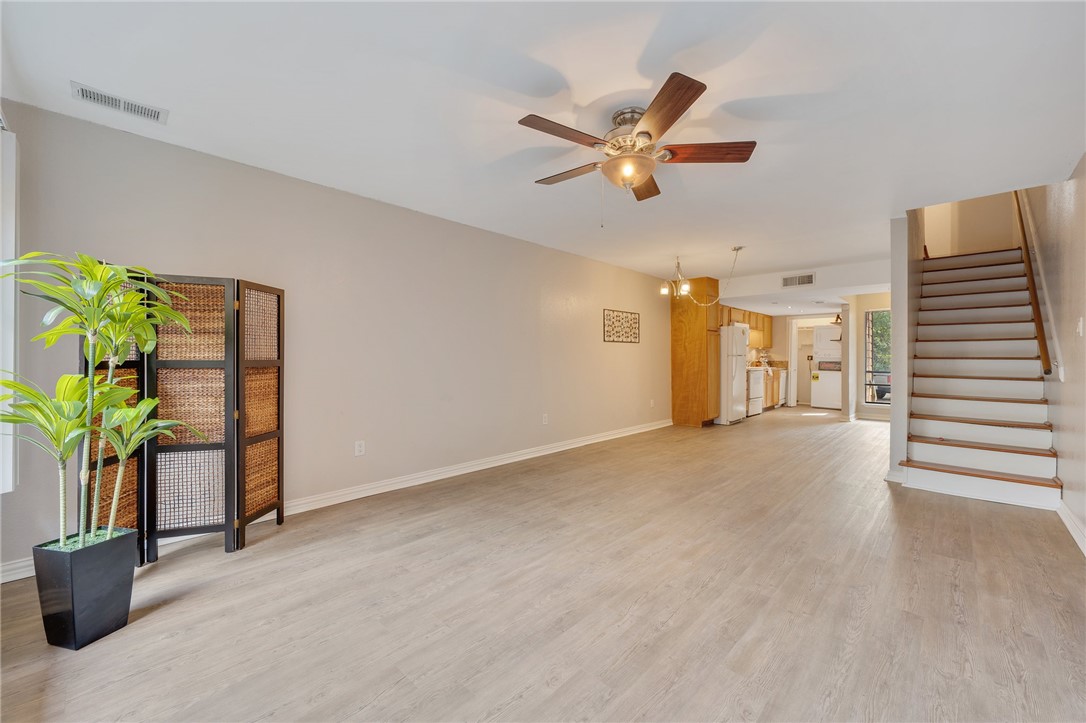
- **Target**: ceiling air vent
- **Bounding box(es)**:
[70,82,169,125]
[781,272,815,288]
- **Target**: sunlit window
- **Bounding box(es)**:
[865,309,891,405]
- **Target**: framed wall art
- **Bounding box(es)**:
[603,309,639,343]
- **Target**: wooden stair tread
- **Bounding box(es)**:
[914,337,1037,342]
[913,373,1044,381]
[922,287,1028,299]
[921,303,1033,312]
[901,459,1061,489]
[922,272,1026,286]
[924,248,1022,261]
[911,392,1047,404]
[908,434,1056,458]
[921,257,1024,273]
[914,355,1040,360]
[910,412,1052,430]
[917,319,1034,326]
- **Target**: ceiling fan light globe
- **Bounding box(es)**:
[600,153,656,190]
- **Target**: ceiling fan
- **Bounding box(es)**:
[518,72,756,202]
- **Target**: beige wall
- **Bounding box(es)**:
[923,192,1022,258]
[1024,156,1086,543]
[0,102,672,564]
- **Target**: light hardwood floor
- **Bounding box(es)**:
[2,408,1084,722]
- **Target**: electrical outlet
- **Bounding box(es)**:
[542,413,549,425]
[1077,316,1084,337]
[354,440,366,457]
[650,399,655,408]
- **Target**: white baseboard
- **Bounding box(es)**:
[884,468,905,484]
[1057,503,1086,557]
[0,556,34,584]
[0,419,674,583]
[279,418,673,518]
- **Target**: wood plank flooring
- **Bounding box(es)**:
[2,408,1084,721]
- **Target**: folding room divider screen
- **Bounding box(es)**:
[83,275,285,563]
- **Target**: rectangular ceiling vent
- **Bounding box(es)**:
[70,81,169,125]
[781,272,815,288]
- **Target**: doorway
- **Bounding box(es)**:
[787,315,839,406]
[797,329,814,405]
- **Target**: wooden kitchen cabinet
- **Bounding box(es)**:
[728,308,773,349]
[765,369,780,408]
[671,277,721,427]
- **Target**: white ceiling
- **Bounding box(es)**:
[2,2,1083,283]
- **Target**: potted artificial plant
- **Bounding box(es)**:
[1,252,198,649]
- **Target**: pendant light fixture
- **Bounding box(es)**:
[660,247,744,306]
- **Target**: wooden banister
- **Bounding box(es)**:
[1012,190,1052,375]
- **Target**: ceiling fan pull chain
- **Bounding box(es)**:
[600,172,605,229]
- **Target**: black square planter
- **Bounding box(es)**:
[31,528,138,650]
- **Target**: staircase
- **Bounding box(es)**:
[901,246,1062,509]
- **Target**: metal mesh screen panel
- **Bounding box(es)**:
[158,283,225,361]
[244,287,279,361]
[243,367,279,438]
[245,438,279,517]
[156,450,226,529]
[156,368,225,445]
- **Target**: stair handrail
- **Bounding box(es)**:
[1012,189,1052,375]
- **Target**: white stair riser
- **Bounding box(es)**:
[920,290,1030,310]
[914,339,1038,357]
[923,277,1027,296]
[923,249,1022,271]
[908,442,1057,478]
[912,396,1048,423]
[916,322,1036,340]
[909,417,1053,448]
[904,467,1060,510]
[918,306,1033,324]
[912,376,1044,399]
[913,357,1042,377]
[923,262,1025,284]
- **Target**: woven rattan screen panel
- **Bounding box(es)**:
[146,277,236,559]
[92,460,140,531]
[157,283,226,361]
[156,368,226,445]
[79,349,146,561]
[236,280,285,547]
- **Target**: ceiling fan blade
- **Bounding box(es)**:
[633,72,707,141]
[535,163,599,185]
[660,141,757,163]
[519,114,606,148]
[632,176,661,202]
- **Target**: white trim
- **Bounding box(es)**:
[1057,503,1086,557]
[903,467,1061,510]
[0,419,674,582]
[279,419,674,518]
[1,129,17,494]
[0,556,33,584]
[884,468,905,484]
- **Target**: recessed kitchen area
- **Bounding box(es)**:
[669,274,889,428]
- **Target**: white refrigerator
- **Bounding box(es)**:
[714,324,750,425]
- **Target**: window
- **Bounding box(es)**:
[1,127,16,492]
[864,309,891,405]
